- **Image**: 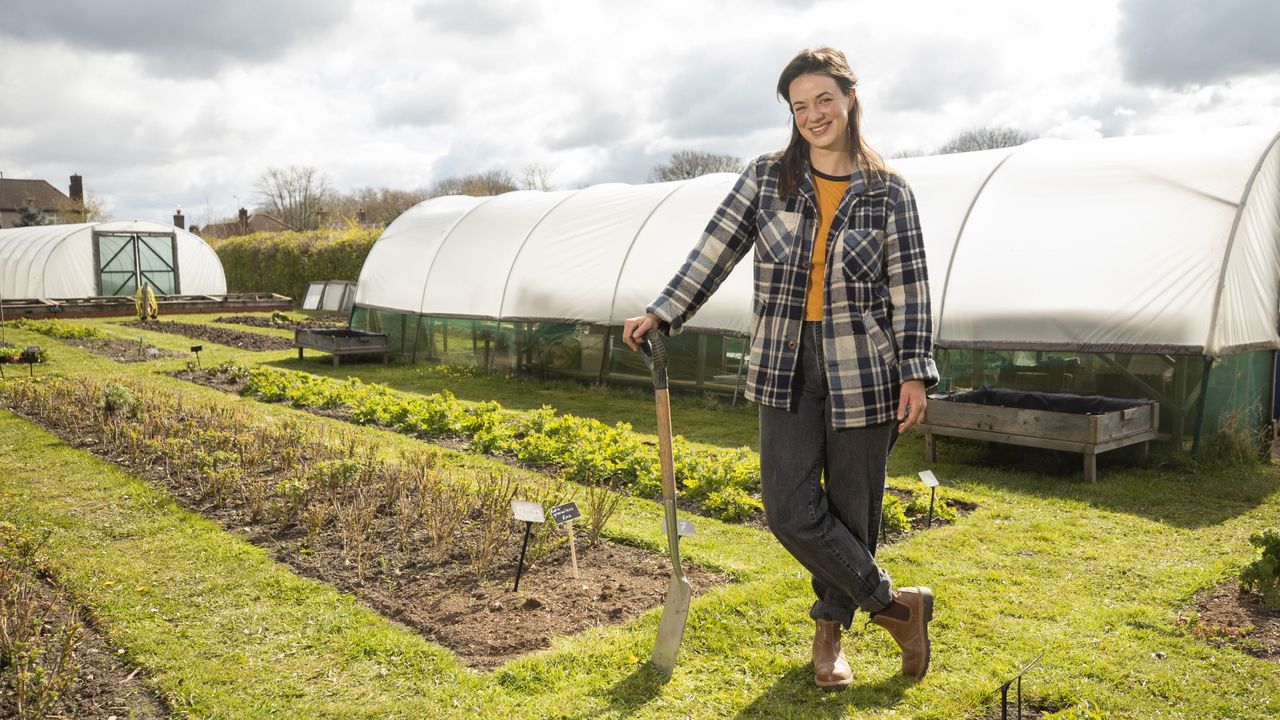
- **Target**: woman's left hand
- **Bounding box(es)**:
[897,380,927,433]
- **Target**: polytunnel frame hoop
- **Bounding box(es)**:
[1203,129,1280,358]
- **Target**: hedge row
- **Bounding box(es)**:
[219,363,766,522]
[208,224,380,306]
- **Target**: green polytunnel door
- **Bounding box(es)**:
[94,232,179,296]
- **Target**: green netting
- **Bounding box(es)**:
[937,346,1275,450]
[1199,350,1273,445]
[349,309,749,393]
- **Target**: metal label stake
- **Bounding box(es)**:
[919,470,940,528]
[510,500,545,592]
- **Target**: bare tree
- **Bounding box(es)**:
[329,186,431,226]
[936,127,1035,155]
[252,165,333,231]
[427,170,518,198]
[50,191,106,222]
[518,163,555,191]
[648,150,744,182]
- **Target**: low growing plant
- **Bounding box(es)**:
[5,318,102,341]
[1240,529,1280,610]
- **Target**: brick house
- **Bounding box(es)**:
[0,174,85,228]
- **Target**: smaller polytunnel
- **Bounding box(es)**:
[0,220,226,299]
[354,124,1280,360]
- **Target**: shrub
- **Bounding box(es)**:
[210,224,379,305]
[101,383,137,419]
[1240,529,1280,610]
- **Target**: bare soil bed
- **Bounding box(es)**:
[214,314,347,330]
[1182,581,1280,661]
[63,337,189,364]
[125,320,294,352]
[0,568,166,719]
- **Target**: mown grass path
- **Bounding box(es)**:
[2,318,1280,717]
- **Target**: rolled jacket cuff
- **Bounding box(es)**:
[900,356,939,389]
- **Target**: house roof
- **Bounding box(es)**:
[198,213,295,239]
[0,179,70,212]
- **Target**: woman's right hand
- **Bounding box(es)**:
[622,313,660,351]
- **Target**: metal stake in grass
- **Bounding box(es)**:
[510,500,546,592]
[999,651,1043,720]
[919,470,940,527]
[191,345,203,368]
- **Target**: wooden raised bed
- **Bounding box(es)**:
[920,387,1159,483]
[295,328,390,367]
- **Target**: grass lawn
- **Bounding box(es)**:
[2,316,1279,718]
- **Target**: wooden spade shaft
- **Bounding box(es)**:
[651,383,692,678]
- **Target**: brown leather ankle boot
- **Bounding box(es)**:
[812,619,853,690]
[868,587,934,678]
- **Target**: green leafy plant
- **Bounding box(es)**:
[230,364,766,522]
[1240,529,1280,610]
[5,318,102,341]
[881,494,910,534]
[905,486,958,524]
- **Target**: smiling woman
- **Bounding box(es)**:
[623,46,939,690]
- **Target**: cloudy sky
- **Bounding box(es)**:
[2,0,1279,226]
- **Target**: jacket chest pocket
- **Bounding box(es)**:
[756,209,801,264]
[839,227,885,282]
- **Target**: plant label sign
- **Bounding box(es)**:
[549,502,581,525]
[919,470,940,488]
[511,500,546,524]
[661,518,696,537]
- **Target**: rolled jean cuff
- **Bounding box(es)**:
[809,600,855,630]
[856,577,895,614]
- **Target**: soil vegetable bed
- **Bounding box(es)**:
[125,320,294,351]
[63,337,189,364]
[0,563,167,718]
[1,381,728,671]
[214,314,347,330]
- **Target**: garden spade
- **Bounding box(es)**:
[642,330,693,679]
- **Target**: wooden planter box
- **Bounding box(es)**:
[920,387,1159,483]
[295,328,390,367]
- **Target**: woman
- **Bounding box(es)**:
[622,47,938,689]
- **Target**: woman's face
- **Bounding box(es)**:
[788,73,854,153]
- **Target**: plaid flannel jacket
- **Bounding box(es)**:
[647,153,939,428]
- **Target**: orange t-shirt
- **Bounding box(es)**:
[804,170,850,321]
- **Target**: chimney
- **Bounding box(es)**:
[69,174,84,205]
[238,207,248,235]
[173,208,185,229]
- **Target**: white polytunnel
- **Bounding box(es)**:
[352,125,1280,445]
[0,220,226,299]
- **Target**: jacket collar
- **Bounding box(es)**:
[799,165,886,208]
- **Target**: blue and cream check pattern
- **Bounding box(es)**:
[647,153,939,428]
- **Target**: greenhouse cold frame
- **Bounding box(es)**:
[351,125,1280,448]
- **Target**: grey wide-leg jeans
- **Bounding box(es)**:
[759,321,897,629]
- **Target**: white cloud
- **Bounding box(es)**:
[1,0,1279,223]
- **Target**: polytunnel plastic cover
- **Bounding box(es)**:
[354,125,1280,357]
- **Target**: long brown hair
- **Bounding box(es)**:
[775,47,886,198]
